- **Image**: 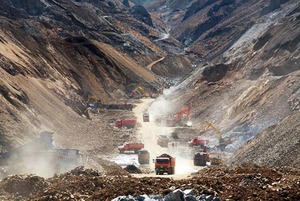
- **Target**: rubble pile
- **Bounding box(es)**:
[0,165,299,200]
[123,165,142,174]
[0,174,48,199]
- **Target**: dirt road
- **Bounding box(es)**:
[131,98,204,179]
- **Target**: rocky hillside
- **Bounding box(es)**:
[0,0,192,150]
[146,0,300,166]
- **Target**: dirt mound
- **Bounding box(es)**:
[124,165,142,174]
[0,165,299,200]
[0,174,48,197]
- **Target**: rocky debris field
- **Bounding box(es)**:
[0,165,299,200]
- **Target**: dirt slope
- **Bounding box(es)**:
[144,0,300,167]
[0,0,193,150]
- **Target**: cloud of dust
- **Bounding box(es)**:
[148,87,177,121]
[2,133,82,179]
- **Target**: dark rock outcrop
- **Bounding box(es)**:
[130,5,153,26]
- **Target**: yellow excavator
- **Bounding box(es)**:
[204,121,232,151]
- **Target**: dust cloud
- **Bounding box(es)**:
[132,93,202,177]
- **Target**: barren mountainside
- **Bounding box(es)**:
[0,0,300,200]
[0,0,192,149]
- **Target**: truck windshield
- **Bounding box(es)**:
[156,158,170,164]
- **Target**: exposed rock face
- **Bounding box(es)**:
[123,0,130,7]
[146,0,300,166]
[0,0,192,149]
[130,5,153,26]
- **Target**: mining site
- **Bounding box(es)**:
[0,0,300,200]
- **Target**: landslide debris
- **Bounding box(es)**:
[0,165,299,200]
[231,111,300,167]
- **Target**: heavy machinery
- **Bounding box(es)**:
[0,131,83,177]
[118,143,144,154]
[138,149,150,164]
[205,121,232,151]
[86,98,133,111]
[115,119,137,129]
[159,106,191,127]
[168,106,191,127]
[188,139,209,148]
[128,86,157,99]
[193,152,209,166]
[143,113,150,122]
[154,153,175,175]
[157,135,169,147]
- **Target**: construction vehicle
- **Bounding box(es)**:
[115,119,137,129]
[138,149,150,164]
[128,86,157,99]
[157,135,169,147]
[118,143,144,154]
[165,106,191,127]
[193,152,209,166]
[0,131,83,177]
[188,139,209,148]
[209,156,223,165]
[143,113,150,122]
[87,100,133,111]
[104,103,133,111]
[154,153,175,175]
[205,121,232,151]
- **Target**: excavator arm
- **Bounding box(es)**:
[171,106,191,125]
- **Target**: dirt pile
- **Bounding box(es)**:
[0,165,299,200]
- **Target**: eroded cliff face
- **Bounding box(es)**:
[144,0,300,166]
[0,0,192,149]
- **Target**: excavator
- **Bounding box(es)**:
[204,121,232,151]
[166,106,191,127]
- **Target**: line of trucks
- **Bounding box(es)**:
[117,143,176,175]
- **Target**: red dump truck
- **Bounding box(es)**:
[154,153,175,175]
[188,138,209,147]
[193,152,209,166]
[118,143,144,153]
[115,119,137,128]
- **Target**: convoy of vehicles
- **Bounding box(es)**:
[118,143,144,153]
[154,153,175,175]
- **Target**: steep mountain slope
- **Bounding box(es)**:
[147,0,300,166]
[0,0,192,150]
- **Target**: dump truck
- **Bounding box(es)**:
[188,139,209,147]
[104,103,133,111]
[115,119,137,129]
[143,113,150,122]
[138,149,150,164]
[118,143,144,154]
[193,152,209,166]
[0,131,83,177]
[157,135,169,147]
[154,153,175,175]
